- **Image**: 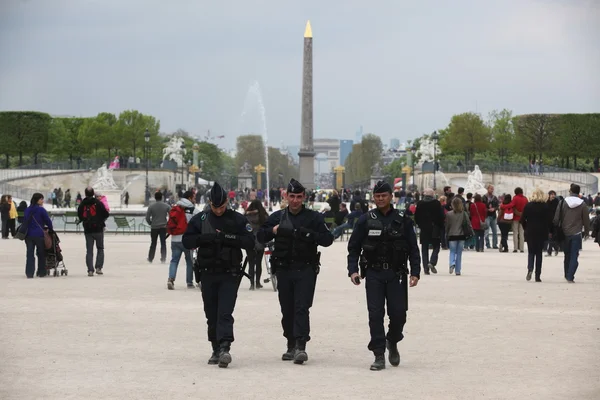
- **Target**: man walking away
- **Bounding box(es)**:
[414,188,444,274]
[146,191,171,263]
[553,184,590,283]
[167,191,199,289]
[77,187,109,276]
[546,191,560,256]
[483,185,499,249]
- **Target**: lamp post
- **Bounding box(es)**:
[180,142,186,189]
[411,145,417,189]
[431,131,439,191]
[144,129,150,206]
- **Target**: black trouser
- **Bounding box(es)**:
[200,272,241,344]
[85,232,105,272]
[148,227,167,262]
[420,239,440,271]
[365,268,407,355]
[545,235,560,254]
[25,236,46,277]
[527,242,544,278]
[499,223,510,250]
[1,217,8,238]
[475,229,485,251]
[276,266,318,348]
[7,218,16,237]
[247,249,264,284]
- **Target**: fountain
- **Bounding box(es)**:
[241,81,270,199]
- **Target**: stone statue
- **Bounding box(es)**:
[162,137,186,167]
[372,162,382,176]
[240,161,251,174]
[465,165,486,194]
[92,164,120,191]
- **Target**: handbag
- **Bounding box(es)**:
[503,208,514,221]
[461,212,474,238]
[32,216,53,249]
[15,212,34,240]
[473,203,489,231]
[553,200,566,243]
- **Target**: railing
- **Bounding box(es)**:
[9,159,171,171]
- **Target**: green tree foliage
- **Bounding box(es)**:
[57,117,89,167]
[513,114,557,161]
[552,113,599,168]
[439,112,490,166]
[344,134,383,184]
[268,147,299,188]
[116,110,160,161]
[235,134,265,171]
[383,156,408,179]
[488,109,515,164]
[0,111,51,166]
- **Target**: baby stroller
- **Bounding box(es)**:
[46,231,68,277]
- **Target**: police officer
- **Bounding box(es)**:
[258,178,333,364]
[347,180,421,371]
[182,182,255,368]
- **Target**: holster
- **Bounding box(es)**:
[359,256,367,278]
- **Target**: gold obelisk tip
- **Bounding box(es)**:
[304,20,312,38]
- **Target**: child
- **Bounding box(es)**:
[95,193,110,212]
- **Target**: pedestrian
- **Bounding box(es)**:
[76,191,82,205]
[346,180,421,371]
[51,189,58,208]
[445,197,472,275]
[1,195,11,239]
[182,182,255,368]
[166,190,199,289]
[244,199,268,290]
[332,203,363,239]
[497,194,513,252]
[258,178,334,365]
[77,187,109,276]
[327,189,341,213]
[145,191,171,264]
[64,189,72,208]
[124,191,130,208]
[520,189,550,282]
[483,185,499,249]
[16,201,27,224]
[503,187,528,253]
[414,188,444,275]
[23,193,53,278]
[469,194,487,252]
[546,190,561,256]
[553,184,590,283]
[7,195,17,237]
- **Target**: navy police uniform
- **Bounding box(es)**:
[347,181,421,370]
[258,179,334,364]
[182,182,255,368]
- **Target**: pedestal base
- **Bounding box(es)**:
[299,152,315,190]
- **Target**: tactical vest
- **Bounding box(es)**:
[361,210,409,272]
[195,213,243,272]
[272,210,318,267]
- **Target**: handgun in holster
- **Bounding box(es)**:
[359,255,367,278]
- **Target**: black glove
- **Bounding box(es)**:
[277,225,295,238]
[296,227,316,242]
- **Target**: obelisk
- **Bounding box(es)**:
[298,20,315,189]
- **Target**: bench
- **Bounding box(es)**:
[62,211,81,233]
[138,219,151,233]
[114,216,136,235]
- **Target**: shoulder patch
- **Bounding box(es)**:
[369,211,378,219]
[201,213,206,221]
[246,223,253,232]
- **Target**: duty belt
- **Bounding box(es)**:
[368,262,392,270]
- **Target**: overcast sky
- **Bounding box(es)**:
[1,0,598,152]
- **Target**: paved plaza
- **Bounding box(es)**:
[1,234,599,400]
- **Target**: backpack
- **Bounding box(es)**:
[81,202,100,229]
[167,205,188,235]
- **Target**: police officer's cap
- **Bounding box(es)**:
[373,180,392,194]
[209,182,227,207]
[287,178,305,194]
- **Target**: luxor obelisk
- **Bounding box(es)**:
[298,20,315,189]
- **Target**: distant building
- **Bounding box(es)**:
[390,138,400,150]
[355,126,363,143]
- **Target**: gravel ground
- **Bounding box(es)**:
[1,234,599,400]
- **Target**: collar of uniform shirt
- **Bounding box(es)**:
[287,205,306,216]
[374,207,395,216]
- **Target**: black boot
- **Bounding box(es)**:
[208,342,219,365]
[387,340,400,367]
[370,354,386,371]
[293,340,308,364]
[255,281,263,289]
[218,341,232,368]
[526,270,533,281]
[282,340,295,361]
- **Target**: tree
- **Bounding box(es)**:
[116,110,160,163]
[488,109,515,165]
[268,147,299,187]
[513,114,557,161]
[235,134,265,171]
[57,117,88,168]
[0,112,18,167]
[343,134,383,185]
[439,112,490,166]
[553,114,598,168]
[0,111,51,166]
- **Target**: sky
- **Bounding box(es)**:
[1,0,599,152]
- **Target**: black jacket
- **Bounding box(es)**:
[182,209,255,251]
[414,196,445,244]
[520,202,551,245]
[347,207,421,278]
[258,206,334,249]
[77,197,109,233]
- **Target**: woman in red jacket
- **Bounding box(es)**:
[470,194,488,252]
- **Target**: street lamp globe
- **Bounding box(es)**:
[144,129,150,143]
